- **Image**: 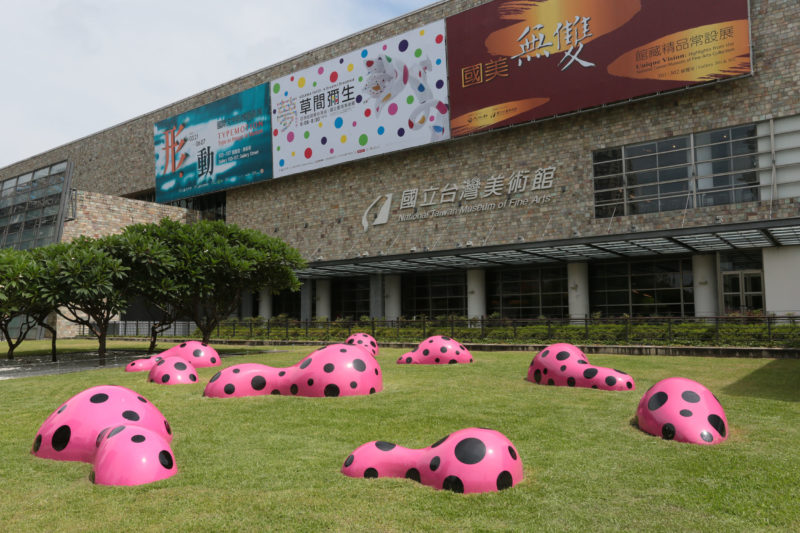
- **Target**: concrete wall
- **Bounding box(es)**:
[763,246,800,315]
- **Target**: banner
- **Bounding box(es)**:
[446,0,751,137]
[154,84,271,203]
[271,20,450,178]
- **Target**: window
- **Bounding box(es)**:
[0,162,69,250]
[332,278,371,319]
[593,123,761,218]
[402,272,466,318]
[486,266,567,319]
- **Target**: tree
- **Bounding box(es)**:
[37,237,129,366]
[103,226,182,353]
[147,219,305,344]
[0,248,59,360]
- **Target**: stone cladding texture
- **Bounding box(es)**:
[0,0,797,265]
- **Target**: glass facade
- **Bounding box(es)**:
[401,271,466,318]
[0,161,69,250]
[486,266,568,318]
[331,278,371,319]
[589,258,694,317]
[594,123,760,218]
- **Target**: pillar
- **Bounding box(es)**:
[568,262,589,322]
[300,281,312,322]
[258,288,273,319]
[692,254,718,318]
[384,275,401,320]
[315,279,331,319]
[369,274,385,319]
[467,269,486,319]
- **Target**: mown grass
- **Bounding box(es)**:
[1,342,798,532]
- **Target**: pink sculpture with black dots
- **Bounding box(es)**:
[397,335,473,364]
[637,377,728,445]
[204,343,382,398]
[92,425,177,486]
[32,385,173,463]
[527,343,635,391]
[125,356,162,372]
[156,340,221,367]
[341,428,523,494]
[345,332,379,358]
[148,356,199,385]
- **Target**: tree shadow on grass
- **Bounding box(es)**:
[721,359,800,403]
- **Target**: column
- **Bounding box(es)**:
[384,274,401,320]
[300,281,313,322]
[315,279,331,319]
[370,274,385,319]
[692,254,718,318]
[258,288,273,319]
[467,269,486,319]
[763,246,800,315]
[567,262,589,322]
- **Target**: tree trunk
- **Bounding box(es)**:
[41,324,58,362]
[148,323,159,354]
[98,332,107,366]
[2,326,14,360]
[201,327,211,345]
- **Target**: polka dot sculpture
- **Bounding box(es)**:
[32,385,173,463]
[345,332,379,358]
[125,355,162,372]
[148,356,199,385]
[397,335,473,364]
[527,342,635,391]
[341,428,523,494]
[204,343,382,398]
[92,425,177,486]
[156,340,221,368]
[636,377,728,445]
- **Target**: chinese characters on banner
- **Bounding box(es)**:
[446,0,750,137]
[154,84,271,203]
[270,20,450,178]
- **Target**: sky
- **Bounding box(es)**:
[0,0,437,169]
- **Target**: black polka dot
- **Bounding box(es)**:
[291,384,298,395]
[540,350,549,358]
[364,468,378,478]
[350,381,357,389]
[435,358,440,362]
[547,379,554,385]
[33,434,42,452]
[567,377,576,387]
[324,384,340,397]
[193,349,203,357]
[138,396,147,403]
[122,410,140,421]
[353,359,366,372]
[108,425,125,439]
[210,357,217,363]
[443,475,464,493]
[497,471,513,490]
[369,388,376,395]
[131,434,146,443]
[374,369,379,375]
[605,376,617,387]
[344,454,354,467]
[95,428,110,447]
[278,371,285,376]
[251,376,266,390]
[583,368,598,379]
[543,368,548,374]
[577,360,588,365]
[307,378,314,386]
[174,362,187,371]
[626,382,632,389]
[57,404,67,414]
[157,359,165,366]
[533,369,542,383]
[429,456,440,471]
[592,385,598,389]
[440,346,448,353]
[357,340,363,344]
[682,391,701,403]
[324,363,335,373]
[648,391,669,411]
[442,336,451,341]
[556,351,570,361]
[449,359,457,364]
[159,450,174,469]
[423,349,429,356]
[662,423,676,440]
[224,384,235,395]
[210,372,221,383]
[271,390,280,395]
[90,393,109,404]
[233,368,240,374]
[700,430,713,443]
[347,339,354,344]
[165,421,171,435]
[300,358,312,369]
[680,409,693,417]
[708,414,726,437]
[405,468,421,482]
[431,434,449,448]
[508,446,517,460]
[161,375,170,383]
[376,441,396,451]
[405,357,412,363]
[454,438,486,464]
[560,365,567,372]
[190,374,197,382]
[180,343,187,347]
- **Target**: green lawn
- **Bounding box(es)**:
[1,342,798,532]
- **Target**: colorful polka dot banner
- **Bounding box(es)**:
[270,20,449,178]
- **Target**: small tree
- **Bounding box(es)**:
[37,237,129,366]
[150,219,305,344]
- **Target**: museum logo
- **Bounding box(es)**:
[362,193,393,232]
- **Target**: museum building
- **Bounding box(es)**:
[2,0,800,327]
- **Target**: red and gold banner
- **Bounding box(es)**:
[446,0,751,137]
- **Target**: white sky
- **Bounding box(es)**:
[0,0,436,169]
